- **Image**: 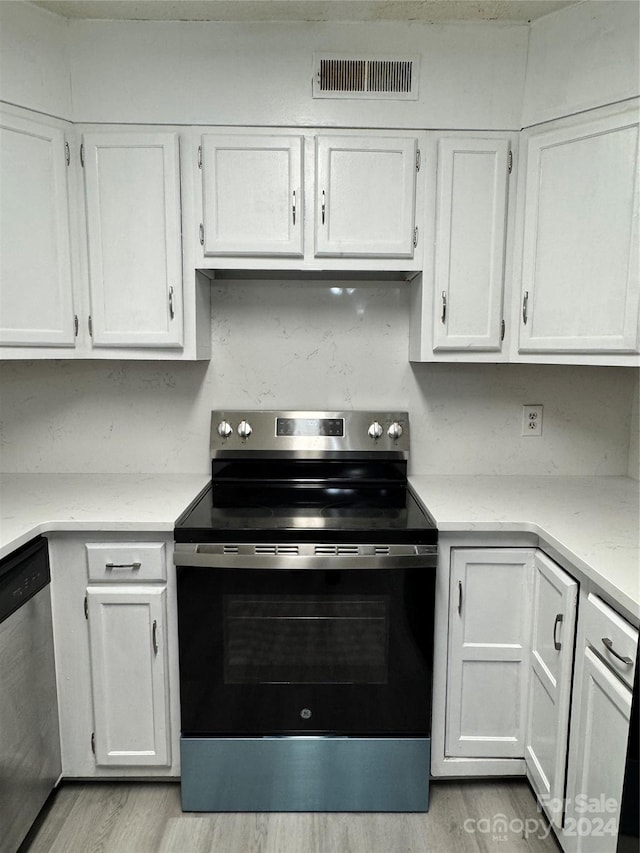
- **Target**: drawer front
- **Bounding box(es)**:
[86,542,166,582]
[583,593,638,689]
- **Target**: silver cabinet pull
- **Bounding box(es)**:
[152,620,159,655]
[457,581,463,615]
[199,223,204,246]
[602,637,633,665]
[522,291,529,325]
[105,561,141,570]
[168,286,175,320]
[292,190,296,225]
[553,614,563,650]
[441,291,447,324]
[321,190,326,225]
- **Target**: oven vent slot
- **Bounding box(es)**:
[222,545,239,554]
[314,545,360,556]
[374,546,391,555]
[254,544,300,556]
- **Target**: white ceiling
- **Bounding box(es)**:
[30,0,580,23]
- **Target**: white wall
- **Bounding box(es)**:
[0,2,71,119]
[523,0,640,127]
[0,280,635,476]
[66,19,528,128]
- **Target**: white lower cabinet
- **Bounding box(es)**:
[86,585,170,766]
[446,548,534,759]
[562,593,638,853]
[49,533,179,777]
[437,542,637,853]
[524,551,578,829]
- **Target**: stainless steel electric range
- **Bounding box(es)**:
[174,410,437,813]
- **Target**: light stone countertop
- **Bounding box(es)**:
[0,473,210,560]
[1,472,638,624]
[410,474,640,624]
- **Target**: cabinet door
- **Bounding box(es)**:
[446,549,534,758]
[0,109,76,347]
[315,135,417,258]
[519,105,639,353]
[565,647,632,853]
[86,585,170,766]
[525,552,578,828]
[82,131,183,348]
[201,134,303,257]
[433,137,510,351]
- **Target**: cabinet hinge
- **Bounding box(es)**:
[88,315,93,337]
[197,145,202,169]
[413,226,419,249]
[74,314,79,337]
[501,319,505,341]
[91,732,95,755]
[508,150,513,174]
[80,144,85,168]
[65,141,70,167]
[416,149,421,172]
[84,594,88,620]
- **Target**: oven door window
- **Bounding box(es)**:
[224,595,388,685]
[177,565,434,737]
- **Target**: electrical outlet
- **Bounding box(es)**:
[522,404,543,436]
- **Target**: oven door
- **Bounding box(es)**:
[176,563,434,737]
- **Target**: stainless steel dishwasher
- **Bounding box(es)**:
[0,536,61,853]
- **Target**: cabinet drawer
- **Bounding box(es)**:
[86,542,166,582]
[583,593,638,688]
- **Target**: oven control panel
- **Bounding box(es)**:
[210,410,410,457]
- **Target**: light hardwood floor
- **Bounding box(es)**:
[23,780,562,853]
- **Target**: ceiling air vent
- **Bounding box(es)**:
[313,54,419,100]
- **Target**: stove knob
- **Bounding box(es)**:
[237,420,252,440]
[388,421,404,441]
[217,420,233,439]
[368,421,383,440]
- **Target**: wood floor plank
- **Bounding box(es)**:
[24,780,563,853]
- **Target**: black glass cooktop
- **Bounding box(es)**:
[174,482,437,545]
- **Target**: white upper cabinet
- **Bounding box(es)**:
[432,136,511,352]
[0,108,76,347]
[524,551,578,829]
[200,134,303,257]
[315,134,418,258]
[517,101,639,355]
[82,131,183,348]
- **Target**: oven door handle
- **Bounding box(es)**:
[173,544,437,571]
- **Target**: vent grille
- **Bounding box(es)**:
[254,544,300,556]
[314,54,418,100]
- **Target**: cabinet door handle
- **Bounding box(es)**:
[457,581,463,615]
[168,286,175,320]
[441,291,447,324]
[321,190,326,225]
[522,291,529,325]
[105,561,141,570]
[199,223,204,246]
[553,613,563,650]
[152,620,159,655]
[292,190,296,225]
[602,637,633,665]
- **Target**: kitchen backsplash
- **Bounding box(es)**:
[0,280,637,477]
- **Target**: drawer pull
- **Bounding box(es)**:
[553,613,563,651]
[602,637,633,666]
[105,561,142,570]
